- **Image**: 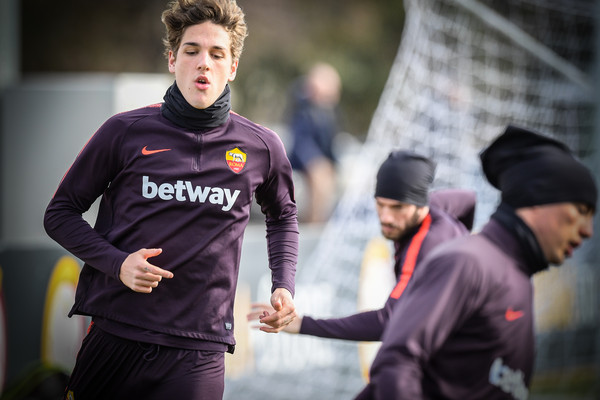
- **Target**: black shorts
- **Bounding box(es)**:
[64,324,225,400]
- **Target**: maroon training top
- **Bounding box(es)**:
[44,104,298,352]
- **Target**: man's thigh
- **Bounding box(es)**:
[65,326,225,400]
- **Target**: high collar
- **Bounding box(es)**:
[161,81,231,130]
[485,202,548,276]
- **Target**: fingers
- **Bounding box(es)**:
[141,264,174,280]
[140,247,163,258]
[247,303,274,321]
[251,292,298,333]
[120,248,173,293]
[260,308,297,325]
[130,269,162,293]
[139,248,174,279]
[272,298,283,312]
[256,311,299,334]
[268,288,295,320]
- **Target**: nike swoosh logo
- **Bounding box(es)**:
[142,146,171,155]
[505,307,524,322]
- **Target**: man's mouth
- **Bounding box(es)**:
[564,242,577,258]
[381,225,397,234]
[195,76,210,89]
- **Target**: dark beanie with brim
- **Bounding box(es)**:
[480,125,597,210]
[375,150,436,207]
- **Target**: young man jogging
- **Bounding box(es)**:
[44,1,298,398]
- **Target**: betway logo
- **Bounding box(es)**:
[142,176,240,211]
[489,357,528,400]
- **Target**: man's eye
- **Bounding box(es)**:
[577,204,591,215]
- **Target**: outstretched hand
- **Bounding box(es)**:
[247,288,300,333]
[119,248,174,293]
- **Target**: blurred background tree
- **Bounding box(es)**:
[21,0,405,138]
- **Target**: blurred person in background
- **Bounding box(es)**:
[355,125,597,400]
[43,1,298,399]
[287,62,342,223]
[249,150,475,343]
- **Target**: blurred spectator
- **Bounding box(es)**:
[287,62,342,223]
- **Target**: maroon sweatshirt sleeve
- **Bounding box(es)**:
[43,116,130,281]
[366,250,484,399]
[300,295,397,341]
[255,126,299,297]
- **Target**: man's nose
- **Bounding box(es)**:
[197,53,210,70]
[580,215,594,239]
[378,208,394,224]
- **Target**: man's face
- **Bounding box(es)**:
[168,21,238,109]
[375,197,425,241]
[518,202,594,265]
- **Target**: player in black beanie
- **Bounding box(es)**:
[249,149,476,356]
[481,124,597,268]
[481,124,597,210]
[375,150,437,207]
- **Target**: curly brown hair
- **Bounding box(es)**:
[161,0,248,61]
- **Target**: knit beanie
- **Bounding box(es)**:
[480,125,597,209]
[375,150,436,206]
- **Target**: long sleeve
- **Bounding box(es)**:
[43,116,130,281]
[256,129,299,296]
[300,295,397,341]
[367,252,483,399]
[265,215,298,296]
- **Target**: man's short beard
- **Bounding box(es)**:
[381,209,422,241]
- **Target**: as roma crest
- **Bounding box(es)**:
[225,147,247,173]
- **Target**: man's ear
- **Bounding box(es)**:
[229,60,239,81]
[418,206,430,222]
[168,50,176,74]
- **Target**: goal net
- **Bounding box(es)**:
[225,0,597,398]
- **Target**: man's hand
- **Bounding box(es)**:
[248,302,302,334]
[248,288,298,333]
[119,248,174,293]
